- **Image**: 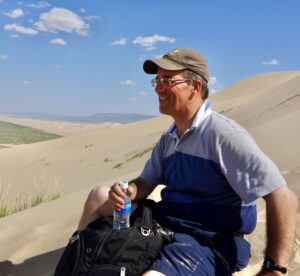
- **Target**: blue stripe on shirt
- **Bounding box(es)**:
[160,151,257,233]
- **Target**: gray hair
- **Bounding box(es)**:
[184,70,209,100]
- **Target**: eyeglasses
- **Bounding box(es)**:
[151,77,193,88]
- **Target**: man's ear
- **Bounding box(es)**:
[193,79,202,94]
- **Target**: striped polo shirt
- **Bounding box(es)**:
[140,100,286,234]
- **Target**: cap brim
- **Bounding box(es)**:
[143,58,186,74]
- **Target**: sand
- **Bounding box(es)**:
[0,116,119,136]
[0,71,300,276]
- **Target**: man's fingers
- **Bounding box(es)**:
[108,184,125,210]
[127,185,135,197]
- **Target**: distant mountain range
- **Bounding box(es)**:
[0,112,156,124]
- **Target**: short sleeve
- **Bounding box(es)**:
[213,118,286,203]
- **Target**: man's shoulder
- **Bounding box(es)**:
[202,111,246,134]
[198,112,256,148]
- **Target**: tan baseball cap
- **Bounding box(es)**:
[143,48,209,82]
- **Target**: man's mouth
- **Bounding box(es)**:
[159,96,168,101]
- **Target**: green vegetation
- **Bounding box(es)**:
[277,93,300,106]
[113,163,123,169]
[0,191,60,218]
[31,191,60,207]
[113,146,154,169]
[127,147,153,161]
[0,121,61,145]
[0,177,61,218]
[0,145,9,149]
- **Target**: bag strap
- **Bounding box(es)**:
[138,204,153,237]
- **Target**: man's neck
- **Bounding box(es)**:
[174,102,203,138]
[175,119,193,138]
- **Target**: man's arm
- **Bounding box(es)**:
[109,178,156,211]
[128,177,156,202]
[257,186,298,275]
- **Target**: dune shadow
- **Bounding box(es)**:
[0,247,64,276]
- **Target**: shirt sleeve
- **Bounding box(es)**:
[213,117,286,204]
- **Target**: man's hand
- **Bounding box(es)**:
[108,178,155,211]
[108,182,132,211]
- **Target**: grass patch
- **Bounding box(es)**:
[0,121,61,144]
[127,146,153,161]
[0,145,10,149]
[277,93,300,106]
[0,176,61,218]
[30,191,60,208]
[113,146,154,169]
[113,163,123,169]
[104,157,113,162]
[219,107,233,114]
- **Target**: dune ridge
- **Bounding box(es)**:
[0,71,300,276]
[0,116,120,136]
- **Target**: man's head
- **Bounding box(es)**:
[143,48,209,119]
[143,48,209,100]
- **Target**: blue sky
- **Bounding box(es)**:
[0,0,299,116]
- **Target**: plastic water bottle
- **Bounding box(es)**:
[113,180,131,229]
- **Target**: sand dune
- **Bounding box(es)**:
[0,116,171,201]
[0,71,300,276]
[0,116,120,136]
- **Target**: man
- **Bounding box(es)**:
[78,48,298,275]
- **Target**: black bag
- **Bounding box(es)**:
[54,204,173,276]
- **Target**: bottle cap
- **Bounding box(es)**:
[119,180,128,189]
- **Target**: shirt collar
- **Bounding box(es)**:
[167,100,212,139]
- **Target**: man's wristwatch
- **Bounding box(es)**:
[263,259,287,274]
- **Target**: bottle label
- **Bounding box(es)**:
[116,201,131,215]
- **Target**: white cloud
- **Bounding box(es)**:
[80,8,86,13]
[84,15,101,21]
[23,80,31,85]
[26,1,50,9]
[140,91,147,96]
[5,8,24,18]
[210,89,219,94]
[208,76,217,86]
[0,54,8,60]
[207,76,222,94]
[111,38,127,46]
[133,34,176,50]
[130,98,136,101]
[4,23,38,35]
[120,80,137,86]
[50,38,67,45]
[10,34,19,38]
[34,7,90,36]
[262,59,279,65]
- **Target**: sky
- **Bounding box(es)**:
[0,0,299,116]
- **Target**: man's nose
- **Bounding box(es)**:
[155,85,165,94]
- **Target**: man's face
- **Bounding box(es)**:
[154,68,194,118]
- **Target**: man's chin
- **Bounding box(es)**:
[159,107,170,115]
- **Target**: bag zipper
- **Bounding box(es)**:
[93,228,114,263]
[71,231,83,276]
